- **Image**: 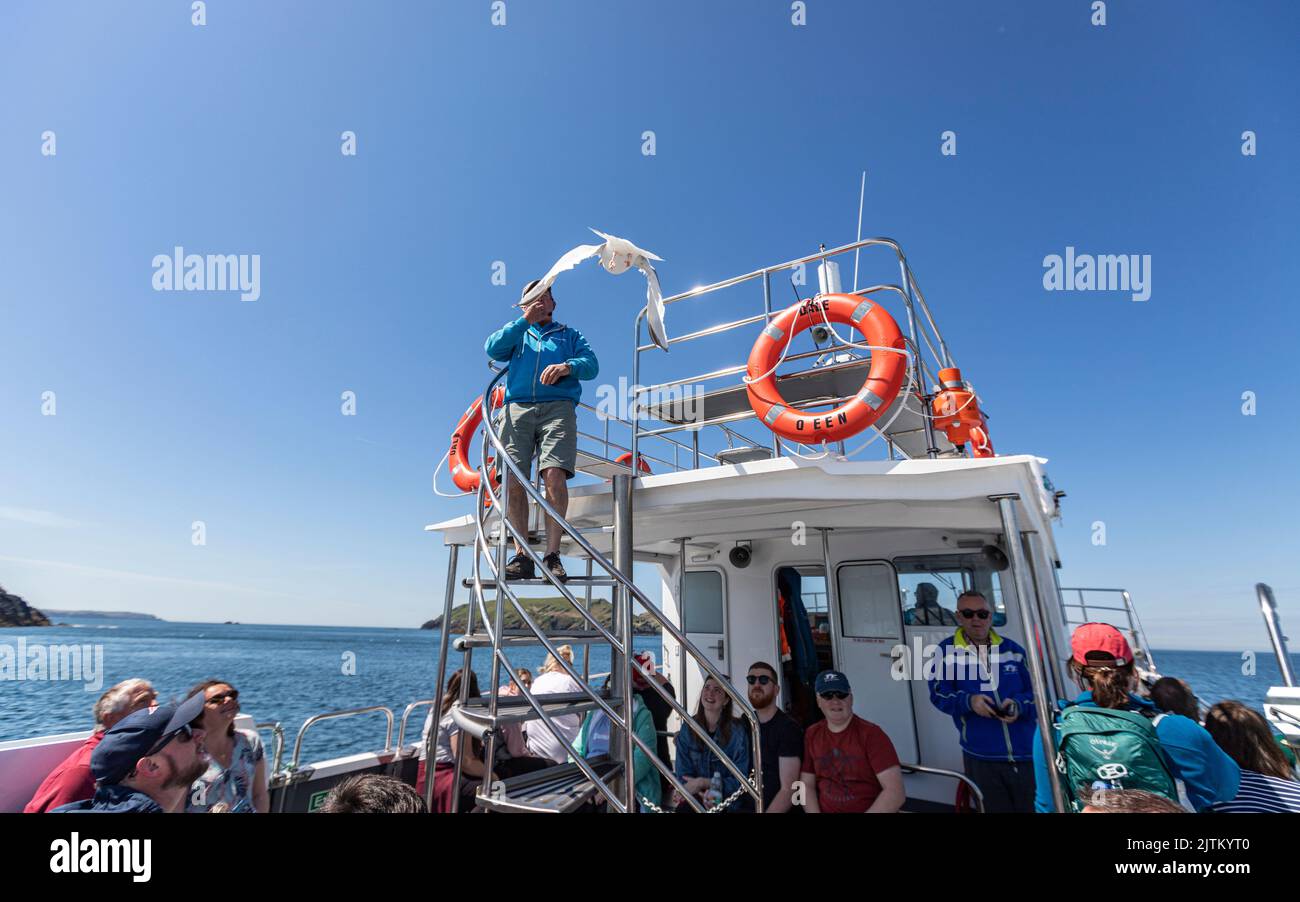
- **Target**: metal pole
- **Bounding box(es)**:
[1022,533,1067,704]
[677,537,688,702]
[1259,583,1297,688]
[583,556,593,683]
[992,494,1066,813]
[612,472,636,812]
[692,428,700,469]
[424,543,460,813]
[819,529,842,668]
[631,313,643,469]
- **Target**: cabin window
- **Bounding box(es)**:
[837,563,901,639]
[682,570,724,634]
[893,554,1007,628]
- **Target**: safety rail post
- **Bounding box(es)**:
[991,494,1066,813]
[1259,584,1297,688]
[424,542,460,813]
[613,472,636,811]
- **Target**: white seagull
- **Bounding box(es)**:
[521,228,668,351]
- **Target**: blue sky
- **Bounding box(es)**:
[1,1,1297,651]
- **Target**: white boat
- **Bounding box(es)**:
[4,237,1295,814]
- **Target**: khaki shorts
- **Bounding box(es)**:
[496,401,578,479]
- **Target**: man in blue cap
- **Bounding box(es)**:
[799,670,904,813]
[52,692,208,813]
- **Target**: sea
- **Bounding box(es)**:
[0,617,662,763]
[1,617,1295,764]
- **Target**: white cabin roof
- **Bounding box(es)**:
[426,454,1060,562]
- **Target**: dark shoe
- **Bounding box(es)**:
[542,552,568,583]
[504,553,535,581]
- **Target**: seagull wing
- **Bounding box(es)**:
[637,257,669,351]
[521,243,603,304]
[590,227,663,263]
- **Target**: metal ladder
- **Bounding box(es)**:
[443,367,764,813]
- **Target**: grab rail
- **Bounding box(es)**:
[255,721,285,776]
[473,366,763,812]
[899,762,986,813]
[397,699,439,748]
[1258,583,1297,687]
[289,706,394,770]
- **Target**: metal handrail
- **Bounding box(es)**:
[899,762,986,813]
[290,706,394,770]
[397,699,439,748]
[474,366,763,811]
[1258,583,1297,687]
[255,721,285,776]
[1060,587,1157,673]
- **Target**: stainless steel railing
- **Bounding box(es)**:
[255,721,285,776]
[628,237,956,468]
[1258,583,1297,687]
[468,366,763,813]
[289,706,394,771]
[1060,587,1158,674]
[899,762,986,813]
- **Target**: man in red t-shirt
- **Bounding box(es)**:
[799,670,904,813]
[24,678,156,813]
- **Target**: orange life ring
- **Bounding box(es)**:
[745,294,907,444]
[448,387,505,492]
[614,452,652,475]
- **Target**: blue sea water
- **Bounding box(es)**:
[0,618,662,764]
[2,619,1295,765]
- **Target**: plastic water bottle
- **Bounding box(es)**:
[704,771,723,806]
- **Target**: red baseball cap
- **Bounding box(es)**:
[1071,623,1132,666]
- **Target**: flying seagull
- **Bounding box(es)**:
[520,228,668,351]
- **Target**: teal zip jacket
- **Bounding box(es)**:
[484,317,599,405]
[573,695,661,811]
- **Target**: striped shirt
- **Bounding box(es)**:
[1211,769,1300,813]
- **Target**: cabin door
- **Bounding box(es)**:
[833,561,918,762]
[681,569,729,708]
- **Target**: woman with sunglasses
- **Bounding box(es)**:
[185,680,268,813]
[671,675,751,812]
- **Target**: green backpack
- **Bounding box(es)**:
[1054,705,1179,811]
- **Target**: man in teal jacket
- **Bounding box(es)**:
[484,281,599,583]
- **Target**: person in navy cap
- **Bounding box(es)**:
[798,670,904,813]
[52,692,209,813]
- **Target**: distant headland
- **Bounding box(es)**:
[0,586,52,628]
[422,597,659,635]
[43,610,164,621]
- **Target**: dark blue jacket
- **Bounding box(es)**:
[484,317,598,405]
[51,782,165,813]
[1032,691,1241,812]
[927,629,1036,762]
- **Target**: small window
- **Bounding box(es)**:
[682,570,724,634]
[893,554,1007,628]
[837,563,900,639]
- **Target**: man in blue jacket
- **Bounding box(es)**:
[484,281,599,582]
[927,591,1037,812]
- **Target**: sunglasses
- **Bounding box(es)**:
[145,723,199,758]
[206,690,239,705]
[819,691,848,700]
[959,609,991,620]
[746,675,774,686]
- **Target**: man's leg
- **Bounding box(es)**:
[1007,760,1037,813]
[963,753,1013,813]
[507,470,530,557]
[496,403,539,574]
[542,467,568,555]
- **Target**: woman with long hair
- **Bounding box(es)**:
[1204,700,1300,813]
[185,679,269,813]
[671,675,751,812]
[418,668,486,813]
[1031,624,1239,812]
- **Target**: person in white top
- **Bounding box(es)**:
[525,645,583,763]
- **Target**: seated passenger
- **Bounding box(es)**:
[1032,624,1240,812]
[671,675,751,812]
[25,678,156,813]
[1205,701,1300,813]
[1150,677,1200,720]
[418,669,488,813]
[799,670,904,813]
[186,679,269,813]
[904,582,958,626]
[526,646,584,763]
[320,774,427,813]
[574,681,661,811]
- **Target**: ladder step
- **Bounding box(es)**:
[462,576,619,590]
[453,629,613,650]
[574,449,641,479]
[475,756,623,813]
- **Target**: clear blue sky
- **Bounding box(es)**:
[1,1,1297,651]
